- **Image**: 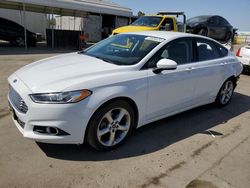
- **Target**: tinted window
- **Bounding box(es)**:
[218,17,229,25]
[214,42,228,57]
[209,17,219,25]
[131,16,163,27]
[147,38,193,68]
[196,38,220,61]
[187,16,210,24]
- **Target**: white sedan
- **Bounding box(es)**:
[236,44,250,72]
[8,31,243,150]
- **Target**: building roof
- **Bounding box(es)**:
[0,0,132,17]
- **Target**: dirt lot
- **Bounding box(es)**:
[0,50,250,188]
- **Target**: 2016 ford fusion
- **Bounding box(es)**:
[8,31,242,150]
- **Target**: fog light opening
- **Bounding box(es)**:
[46,127,59,136]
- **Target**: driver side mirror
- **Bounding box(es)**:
[153,59,177,74]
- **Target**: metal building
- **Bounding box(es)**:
[0,0,132,47]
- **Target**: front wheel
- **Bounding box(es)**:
[86,100,136,151]
[224,32,232,42]
[215,79,235,107]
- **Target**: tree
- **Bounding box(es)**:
[137,11,145,17]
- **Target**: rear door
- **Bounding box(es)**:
[192,38,225,104]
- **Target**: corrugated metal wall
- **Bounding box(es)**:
[84,15,102,42]
[0,8,46,36]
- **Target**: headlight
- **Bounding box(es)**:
[30,90,92,104]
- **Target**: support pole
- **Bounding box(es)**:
[115,15,118,28]
[51,8,54,48]
[183,14,187,33]
[44,13,47,41]
[59,16,61,29]
[74,16,76,30]
[23,3,27,49]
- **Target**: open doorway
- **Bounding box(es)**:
[102,14,115,39]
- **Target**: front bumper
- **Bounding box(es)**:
[8,74,93,144]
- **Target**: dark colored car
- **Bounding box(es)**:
[186,15,233,42]
[0,17,37,47]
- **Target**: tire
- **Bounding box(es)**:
[224,32,232,42]
[198,28,208,36]
[215,78,235,107]
[86,100,136,151]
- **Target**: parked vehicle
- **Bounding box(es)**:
[112,12,186,35]
[186,15,233,42]
[236,44,250,72]
[0,17,37,47]
[8,31,242,150]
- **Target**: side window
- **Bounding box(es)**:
[214,42,228,57]
[196,38,220,61]
[218,17,229,25]
[160,18,174,30]
[209,17,219,25]
[147,38,193,68]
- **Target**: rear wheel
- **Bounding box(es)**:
[86,100,136,151]
[198,28,208,36]
[215,78,235,107]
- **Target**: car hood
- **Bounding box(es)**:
[113,25,157,34]
[14,53,127,93]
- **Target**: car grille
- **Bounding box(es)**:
[9,85,28,114]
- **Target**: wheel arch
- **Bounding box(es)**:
[84,96,139,142]
[220,75,238,90]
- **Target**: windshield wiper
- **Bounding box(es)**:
[79,52,116,64]
[94,56,114,64]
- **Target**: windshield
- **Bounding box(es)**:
[131,16,163,27]
[84,34,164,66]
[187,16,210,24]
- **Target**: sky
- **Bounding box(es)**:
[111,0,250,31]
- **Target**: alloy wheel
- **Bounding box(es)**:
[220,80,234,105]
[97,107,131,147]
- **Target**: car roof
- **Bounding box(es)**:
[122,31,198,40]
[120,31,226,48]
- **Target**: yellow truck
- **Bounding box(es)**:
[112,12,186,35]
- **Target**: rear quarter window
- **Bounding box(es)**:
[195,38,220,61]
[214,42,228,57]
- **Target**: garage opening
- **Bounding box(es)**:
[102,14,116,39]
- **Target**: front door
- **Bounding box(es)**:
[146,38,198,121]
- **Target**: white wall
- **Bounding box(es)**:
[0,8,46,37]
[55,14,130,42]
[55,16,82,31]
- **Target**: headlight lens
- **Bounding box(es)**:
[30,90,92,104]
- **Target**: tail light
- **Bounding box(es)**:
[236,48,242,57]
